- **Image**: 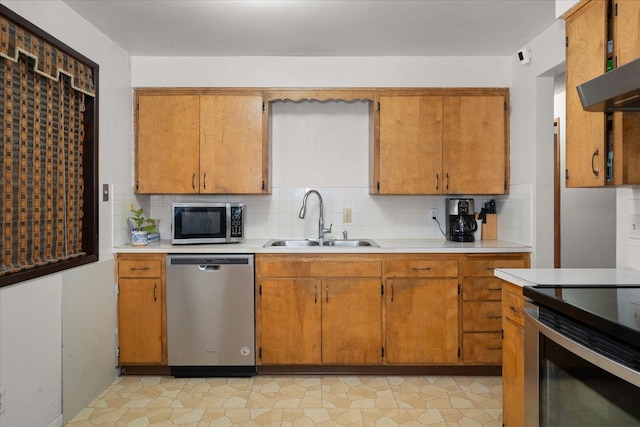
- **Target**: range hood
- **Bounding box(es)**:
[577,57,640,112]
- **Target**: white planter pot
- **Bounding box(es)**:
[131,230,149,246]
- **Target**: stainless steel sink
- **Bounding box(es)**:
[323,239,379,247]
[263,239,320,247]
[263,238,379,248]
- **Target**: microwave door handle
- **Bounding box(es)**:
[226,203,232,242]
[524,308,640,388]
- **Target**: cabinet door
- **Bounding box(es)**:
[377,96,443,194]
[136,94,200,193]
[442,95,507,194]
[259,279,321,365]
[565,1,607,187]
[503,318,525,427]
[321,279,382,364]
[118,278,163,364]
[200,95,264,194]
[615,1,640,66]
[386,278,458,364]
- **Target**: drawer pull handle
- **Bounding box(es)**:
[391,284,394,303]
[314,285,317,304]
[413,267,432,271]
[326,285,329,303]
[485,314,502,319]
[485,287,501,291]
[485,267,495,271]
[486,346,502,351]
[509,305,524,315]
[130,267,150,271]
[153,283,157,302]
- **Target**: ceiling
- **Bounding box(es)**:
[62,0,557,57]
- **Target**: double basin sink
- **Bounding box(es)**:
[264,239,379,248]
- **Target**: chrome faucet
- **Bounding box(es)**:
[298,189,332,243]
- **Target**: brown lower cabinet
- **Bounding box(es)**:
[255,252,530,368]
[114,251,530,370]
[502,280,526,427]
[256,255,383,365]
[116,253,167,365]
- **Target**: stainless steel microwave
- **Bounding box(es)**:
[172,203,244,244]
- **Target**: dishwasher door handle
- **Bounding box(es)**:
[198,264,221,271]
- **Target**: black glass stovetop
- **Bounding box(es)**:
[523,285,640,349]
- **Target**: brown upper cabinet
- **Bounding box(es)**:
[564,0,640,187]
[134,87,509,195]
[135,89,269,194]
[371,89,510,195]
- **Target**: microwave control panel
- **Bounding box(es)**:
[231,206,243,238]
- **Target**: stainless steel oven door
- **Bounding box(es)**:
[524,301,640,427]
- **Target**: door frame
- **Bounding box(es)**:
[554,118,561,268]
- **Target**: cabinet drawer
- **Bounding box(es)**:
[258,258,382,278]
[462,301,502,331]
[503,287,525,327]
[118,258,163,278]
[462,258,527,276]
[462,333,502,364]
[385,259,458,278]
[461,277,503,300]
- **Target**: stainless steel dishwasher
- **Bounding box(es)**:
[166,254,256,377]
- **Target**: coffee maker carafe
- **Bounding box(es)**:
[446,198,478,242]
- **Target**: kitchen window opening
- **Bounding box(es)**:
[0,6,99,287]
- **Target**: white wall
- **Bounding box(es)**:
[0,1,132,425]
[506,19,566,267]
[554,89,616,267]
[617,188,640,270]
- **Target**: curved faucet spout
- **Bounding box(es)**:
[298,189,332,242]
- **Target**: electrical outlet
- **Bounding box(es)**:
[630,215,640,240]
[429,208,438,222]
[0,387,5,415]
[343,208,352,223]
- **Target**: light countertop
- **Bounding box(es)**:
[495,268,640,288]
[114,239,531,254]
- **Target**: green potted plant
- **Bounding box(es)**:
[129,205,157,246]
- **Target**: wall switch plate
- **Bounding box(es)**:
[343,208,352,223]
[102,184,109,201]
[429,208,438,222]
[0,387,5,414]
[630,215,640,240]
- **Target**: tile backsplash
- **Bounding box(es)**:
[148,187,452,242]
[111,184,533,247]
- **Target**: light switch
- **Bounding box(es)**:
[102,184,109,202]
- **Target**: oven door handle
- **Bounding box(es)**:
[525,308,640,388]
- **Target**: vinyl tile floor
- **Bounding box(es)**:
[65,375,503,426]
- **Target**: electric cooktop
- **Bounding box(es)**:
[523,285,640,349]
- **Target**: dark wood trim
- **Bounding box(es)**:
[554,118,561,268]
[117,364,501,377]
[0,5,99,288]
[119,365,172,376]
[258,365,502,376]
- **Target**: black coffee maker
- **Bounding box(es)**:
[446,198,478,242]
